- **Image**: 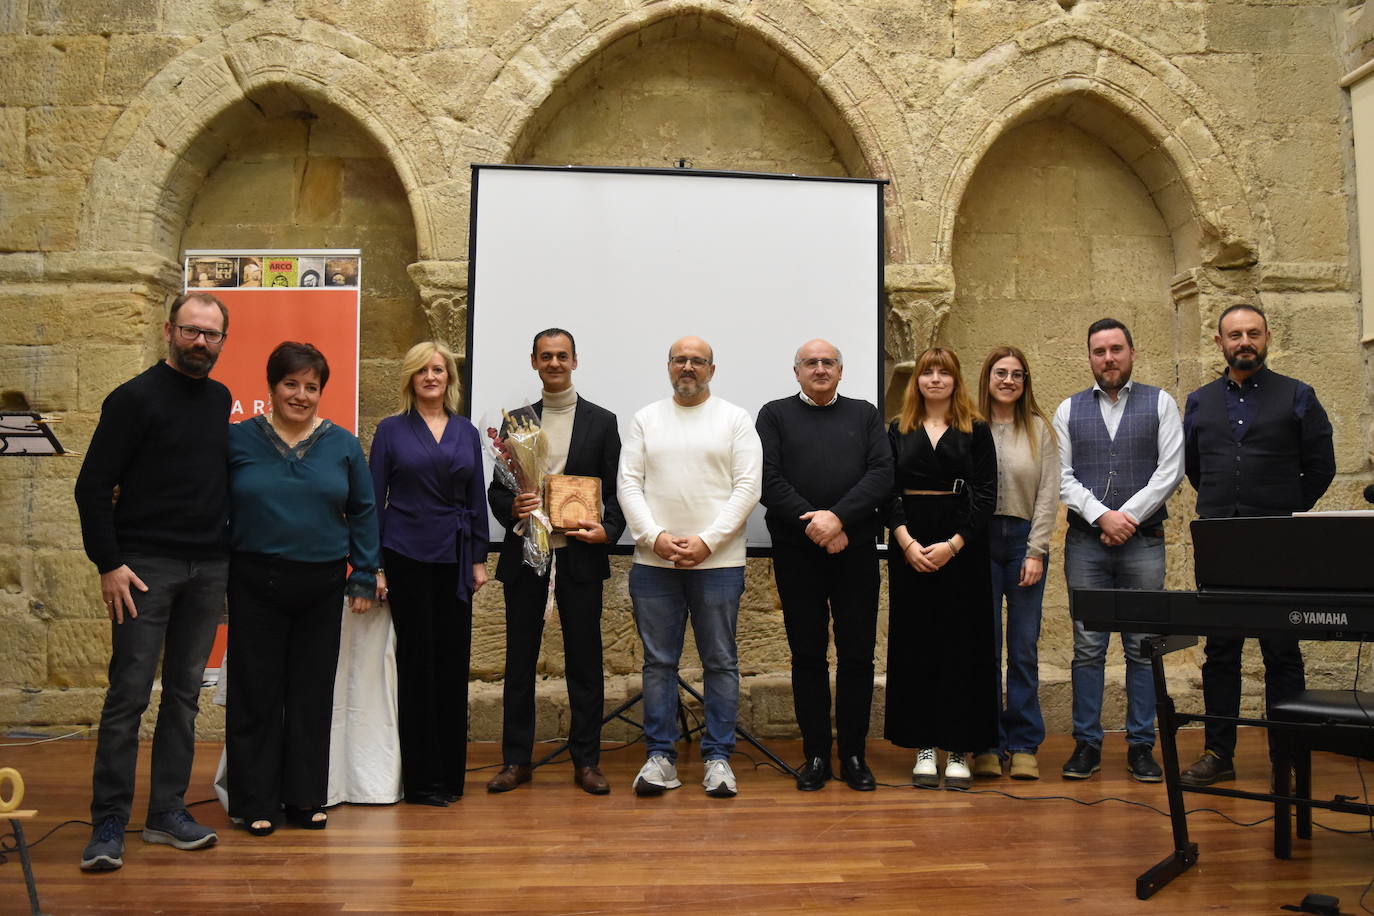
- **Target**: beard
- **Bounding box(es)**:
[169,339,218,377]
[1093,367,1131,392]
[674,376,708,400]
[1225,346,1266,372]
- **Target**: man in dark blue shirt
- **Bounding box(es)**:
[1179,303,1335,787]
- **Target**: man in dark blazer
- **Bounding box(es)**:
[1179,303,1335,787]
[486,328,624,795]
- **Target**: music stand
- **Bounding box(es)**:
[0,412,65,456]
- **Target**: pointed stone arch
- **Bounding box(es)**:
[466,0,916,260]
[926,21,1263,272]
[80,16,454,265]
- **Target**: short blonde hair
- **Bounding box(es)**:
[398,341,462,414]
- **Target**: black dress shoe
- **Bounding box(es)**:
[1127,744,1163,783]
[404,792,449,807]
[794,756,832,791]
[1061,740,1101,779]
[839,755,876,791]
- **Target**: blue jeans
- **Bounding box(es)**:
[989,516,1047,755]
[629,563,744,762]
[91,553,227,825]
[1064,526,1163,749]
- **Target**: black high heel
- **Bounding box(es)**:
[246,818,276,837]
[284,806,327,830]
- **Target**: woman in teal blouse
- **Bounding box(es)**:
[225,342,379,836]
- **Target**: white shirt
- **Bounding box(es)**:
[1051,380,1185,526]
[617,395,763,569]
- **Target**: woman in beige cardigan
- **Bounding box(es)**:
[973,346,1059,781]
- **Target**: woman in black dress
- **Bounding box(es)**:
[884,346,998,788]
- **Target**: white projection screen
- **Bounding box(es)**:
[467,165,887,552]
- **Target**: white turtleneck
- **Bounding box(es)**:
[542,385,577,548]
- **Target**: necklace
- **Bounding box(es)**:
[269,414,321,448]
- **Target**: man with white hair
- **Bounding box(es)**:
[757,339,891,791]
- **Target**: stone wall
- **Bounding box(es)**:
[2,0,1372,747]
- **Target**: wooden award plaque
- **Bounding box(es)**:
[545,474,601,533]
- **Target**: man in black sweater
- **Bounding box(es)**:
[73,292,232,870]
[757,339,893,791]
[1179,303,1335,787]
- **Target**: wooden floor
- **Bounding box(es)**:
[3,731,1373,914]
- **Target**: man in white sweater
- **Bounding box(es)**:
[618,335,763,798]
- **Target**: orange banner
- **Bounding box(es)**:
[209,288,360,433]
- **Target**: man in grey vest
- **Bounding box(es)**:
[1178,304,1334,786]
[1052,318,1184,783]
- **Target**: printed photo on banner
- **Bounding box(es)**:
[183,249,362,432]
[239,257,264,288]
[298,257,324,288]
[325,257,359,287]
[186,256,237,288]
[264,257,299,288]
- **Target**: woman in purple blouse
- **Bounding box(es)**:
[370,341,489,806]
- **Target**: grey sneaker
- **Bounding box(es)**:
[80,816,125,871]
[142,809,218,850]
[633,755,682,796]
[702,759,737,798]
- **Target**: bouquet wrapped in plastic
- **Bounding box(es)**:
[485,407,552,575]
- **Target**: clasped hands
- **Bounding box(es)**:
[1096,509,1139,547]
[800,509,847,554]
[900,538,956,572]
[653,532,712,568]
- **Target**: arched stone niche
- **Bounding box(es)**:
[510,13,864,179]
[175,91,425,423]
[471,2,915,259]
[78,21,461,368]
[882,23,1265,390]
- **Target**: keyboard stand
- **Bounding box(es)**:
[1137,634,1200,899]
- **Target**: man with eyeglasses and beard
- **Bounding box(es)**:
[1178,304,1335,788]
[618,336,762,799]
[74,292,233,871]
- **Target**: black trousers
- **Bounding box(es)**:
[226,552,344,822]
[772,540,880,761]
[1202,635,1306,760]
[384,548,470,797]
[501,551,605,767]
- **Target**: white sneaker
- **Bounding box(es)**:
[912,748,939,787]
[944,751,972,789]
[633,755,681,796]
[702,759,737,798]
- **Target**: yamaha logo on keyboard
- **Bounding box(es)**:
[1290,610,1348,627]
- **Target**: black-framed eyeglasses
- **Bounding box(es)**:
[174,324,226,345]
[991,368,1026,382]
[669,356,710,368]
